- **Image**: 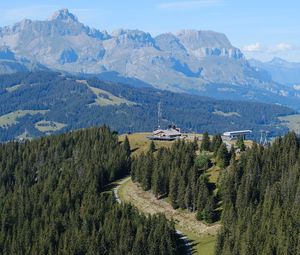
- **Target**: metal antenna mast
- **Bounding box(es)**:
[157,101,162,128]
[260,130,264,145]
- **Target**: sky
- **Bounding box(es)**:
[0,0,299,62]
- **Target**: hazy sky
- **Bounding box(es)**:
[0,0,299,61]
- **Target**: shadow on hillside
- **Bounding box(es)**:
[130,147,139,153]
[102,175,130,193]
[177,232,199,255]
[102,183,118,193]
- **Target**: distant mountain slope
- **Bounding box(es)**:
[0,46,48,74]
[0,9,300,109]
[249,58,300,86]
[249,58,300,87]
[0,71,294,142]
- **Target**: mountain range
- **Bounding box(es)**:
[0,9,299,109]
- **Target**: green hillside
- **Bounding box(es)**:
[0,71,295,141]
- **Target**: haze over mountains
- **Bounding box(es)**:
[0,9,299,109]
[249,57,300,87]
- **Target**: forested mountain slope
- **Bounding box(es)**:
[0,71,295,141]
[216,132,300,254]
[0,126,180,255]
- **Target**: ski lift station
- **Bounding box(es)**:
[223,130,252,140]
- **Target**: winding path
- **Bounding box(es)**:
[113,177,193,255]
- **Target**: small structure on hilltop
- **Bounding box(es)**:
[223,130,252,140]
[259,130,270,147]
[148,125,182,141]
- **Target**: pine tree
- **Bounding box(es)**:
[201,132,210,151]
[229,145,236,160]
[196,176,210,213]
[195,152,211,171]
[184,183,193,211]
[201,196,215,223]
[217,143,230,168]
[151,166,160,198]
[210,134,223,154]
[178,178,186,209]
[123,135,131,157]
[149,141,156,153]
[236,136,246,151]
[142,153,153,191]
[169,171,179,209]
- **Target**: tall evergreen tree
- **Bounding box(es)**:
[236,136,246,151]
[177,178,186,209]
[216,143,230,168]
[201,132,211,151]
[149,141,156,153]
[169,171,179,209]
[210,134,223,154]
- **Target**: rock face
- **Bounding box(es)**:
[0,46,47,74]
[0,9,299,108]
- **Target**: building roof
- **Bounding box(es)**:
[223,130,252,136]
[153,128,181,136]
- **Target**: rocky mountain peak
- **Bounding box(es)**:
[155,33,187,53]
[174,29,243,59]
[111,29,157,48]
[269,57,289,66]
[49,8,78,22]
[176,29,232,49]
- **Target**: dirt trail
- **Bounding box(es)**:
[120,179,221,236]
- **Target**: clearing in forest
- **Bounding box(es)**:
[118,178,221,255]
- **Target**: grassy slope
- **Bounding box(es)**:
[5,84,23,92]
[119,132,174,155]
[279,114,300,134]
[76,79,135,106]
[0,110,49,128]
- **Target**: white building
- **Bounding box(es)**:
[223,130,252,140]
